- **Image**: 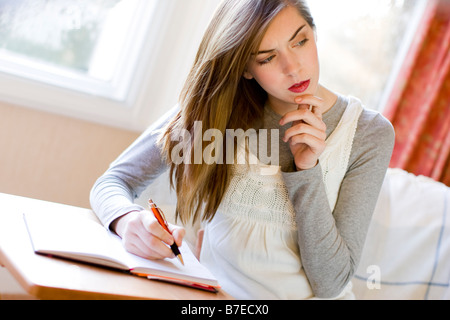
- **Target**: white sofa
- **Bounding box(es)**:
[353,169,450,300]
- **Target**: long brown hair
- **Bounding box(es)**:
[159,0,316,224]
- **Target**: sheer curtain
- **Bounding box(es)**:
[383,0,450,186]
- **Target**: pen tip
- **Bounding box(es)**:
[177,254,184,266]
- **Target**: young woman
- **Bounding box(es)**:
[90,0,394,299]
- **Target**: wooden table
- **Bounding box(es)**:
[0,193,232,300]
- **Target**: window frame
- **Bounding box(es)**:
[0,0,220,131]
[377,0,430,113]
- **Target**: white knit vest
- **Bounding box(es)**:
[200,97,364,299]
[319,97,364,210]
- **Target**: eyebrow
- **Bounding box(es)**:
[256,24,307,55]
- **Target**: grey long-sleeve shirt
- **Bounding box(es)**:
[90,95,395,298]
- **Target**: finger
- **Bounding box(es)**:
[123,220,174,259]
[283,122,326,143]
[280,108,320,127]
[195,229,204,260]
[122,231,167,260]
[296,96,325,119]
[169,224,186,247]
[136,224,176,258]
[294,95,325,109]
[290,134,326,154]
[295,104,311,120]
[311,104,323,119]
[140,210,174,245]
[128,239,172,260]
[280,105,326,129]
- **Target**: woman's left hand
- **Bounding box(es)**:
[279,95,327,171]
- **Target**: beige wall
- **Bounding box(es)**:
[0,101,140,209]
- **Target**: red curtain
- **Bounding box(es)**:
[383,0,450,186]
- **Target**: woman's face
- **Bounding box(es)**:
[244,6,320,115]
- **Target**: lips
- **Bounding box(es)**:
[288,80,310,94]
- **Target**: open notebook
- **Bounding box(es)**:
[23,212,219,292]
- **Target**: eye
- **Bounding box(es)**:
[295,38,309,47]
[258,55,275,66]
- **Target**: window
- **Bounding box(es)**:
[307,0,428,111]
[0,0,221,130]
[0,0,157,100]
[0,0,426,129]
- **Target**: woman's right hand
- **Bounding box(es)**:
[111,210,186,260]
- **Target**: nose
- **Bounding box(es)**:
[281,50,301,77]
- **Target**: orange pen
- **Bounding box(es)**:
[148,199,184,266]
